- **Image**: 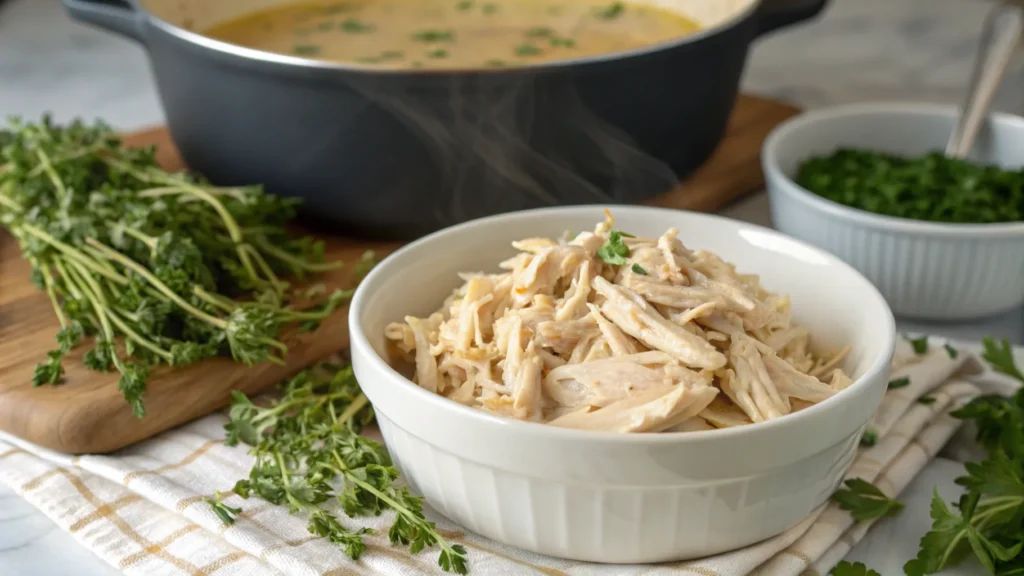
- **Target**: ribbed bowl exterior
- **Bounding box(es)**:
[768,184,1024,319]
[763,103,1024,321]
[376,411,861,563]
[350,205,895,564]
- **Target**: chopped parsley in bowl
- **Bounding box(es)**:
[795,148,1024,224]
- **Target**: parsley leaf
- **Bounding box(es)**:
[206,491,241,526]
[944,343,958,359]
[889,377,911,389]
[339,18,374,33]
[918,396,937,405]
[830,561,881,576]
[908,339,1024,575]
[905,334,929,355]
[831,478,904,521]
[631,263,647,275]
[593,1,624,19]
[597,230,634,266]
[225,363,470,573]
[981,337,1024,383]
[860,429,878,447]
[412,29,455,42]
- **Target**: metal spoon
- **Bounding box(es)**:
[945,2,1024,159]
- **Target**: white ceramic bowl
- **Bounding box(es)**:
[349,206,895,563]
[763,103,1024,320]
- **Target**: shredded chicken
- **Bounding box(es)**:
[385,212,852,433]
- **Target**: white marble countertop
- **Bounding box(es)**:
[1,0,1022,574]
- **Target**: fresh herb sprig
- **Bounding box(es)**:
[225,363,469,573]
[0,118,347,417]
[832,478,905,521]
[905,337,1024,575]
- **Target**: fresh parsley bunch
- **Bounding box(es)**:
[904,337,1024,575]
[0,117,347,417]
[224,363,469,573]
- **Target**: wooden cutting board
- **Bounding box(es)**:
[0,94,798,454]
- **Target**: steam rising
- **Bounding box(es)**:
[346,72,680,230]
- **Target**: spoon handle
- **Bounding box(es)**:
[946,2,1024,159]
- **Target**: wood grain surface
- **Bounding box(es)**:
[0,94,798,454]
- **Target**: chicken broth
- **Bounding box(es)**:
[202,0,702,69]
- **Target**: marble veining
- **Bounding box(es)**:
[0,0,1020,573]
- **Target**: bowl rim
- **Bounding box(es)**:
[762,101,1024,238]
[349,205,896,445]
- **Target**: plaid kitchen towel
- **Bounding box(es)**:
[0,338,1017,576]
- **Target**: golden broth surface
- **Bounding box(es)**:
[202,0,701,69]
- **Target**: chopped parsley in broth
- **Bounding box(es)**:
[203,0,701,69]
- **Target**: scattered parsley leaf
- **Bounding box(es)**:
[889,377,911,389]
[481,3,498,14]
[293,44,321,56]
[412,29,455,42]
[455,0,473,10]
[514,44,542,57]
[427,49,449,59]
[981,336,1024,383]
[525,26,553,38]
[593,1,624,19]
[549,37,576,48]
[944,343,958,359]
[206,491,242,526]
[340,19,374,33]
[860,429,878,447]
[905,334,929,355]
[918,396,937,405]
[631,263,647,275]
[830,561,881,576]
[597,230,633,266]
[831,478,904,521]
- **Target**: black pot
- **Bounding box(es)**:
[63,0,826,239]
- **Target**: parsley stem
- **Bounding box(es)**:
[253,237,345,272]
[972,497,1024,530]
[53,259,81,299]
[192,286,238,313]
[334,392,368,428]
[107,309,174,362]
[25,142,105,178]
[21,224,128,285]
[137,185,249,202]
[38,263,67,329]
[103,158,268,294]
[81,245,122,276]
[34,148,66,203]
[85,238,229,329]
[113,223,158,250]
[243,244,288,295]
[64,259,126,373]
[0,192,22,212]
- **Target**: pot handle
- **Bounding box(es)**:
[62,0,145,42]
[754,0,828,37]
